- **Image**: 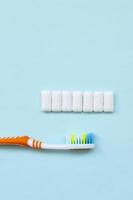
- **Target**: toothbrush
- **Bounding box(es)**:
[0,133,95,150]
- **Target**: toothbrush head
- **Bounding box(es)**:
[68,132,94,144]
[65,132,95,149]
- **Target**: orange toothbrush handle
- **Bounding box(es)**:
[0,136,30,147]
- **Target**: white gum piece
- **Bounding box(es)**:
[104,91,114,112]
[93,92,104,112]
[41,91,52,112]
[52,91,62,112]
[72,91,83,112]
[83,92,93,112]
[62,91,72,112]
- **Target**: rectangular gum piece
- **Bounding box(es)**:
[62,91,72,112]
[93,91,104,112]
[104,91,114,112]
[41,91,51,112]
[83,92,93,112]
[52,91,62,112]
[72,91,83,112]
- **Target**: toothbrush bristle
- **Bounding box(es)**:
[87,133,94,144]
[67,132,94,145]
[71,134,76,144]
[82,132,87,144]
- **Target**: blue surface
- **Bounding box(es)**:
[0,0,133,200]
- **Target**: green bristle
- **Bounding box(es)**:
[82,132,87,144]
[71,134,76,144]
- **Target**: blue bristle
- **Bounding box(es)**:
[87,133,94,144]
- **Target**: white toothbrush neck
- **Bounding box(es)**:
[44,144,95,150]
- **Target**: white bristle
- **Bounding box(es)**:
[69,136,71,144]
[79,136,81,144]
[80,137,83,144]
[65,136,68,144]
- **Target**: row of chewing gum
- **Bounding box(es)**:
[41,91,114,113]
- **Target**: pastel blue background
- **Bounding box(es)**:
[0,0,133,200]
